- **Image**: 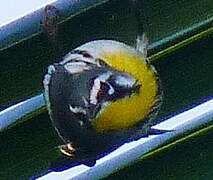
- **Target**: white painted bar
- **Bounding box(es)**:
[0,0,108,50]
[0,0,56,27]
[37,98,213,180]
[0,94,45,131]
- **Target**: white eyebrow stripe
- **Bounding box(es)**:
[78,57,98,65]
[69,105,87,115]
[66,61,88,66]
[64,62,91,74]
[60,53,97,65]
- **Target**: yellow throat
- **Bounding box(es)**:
[79,41,159,132]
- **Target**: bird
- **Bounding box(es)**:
[43,35,166,167]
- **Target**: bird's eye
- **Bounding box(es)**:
[96,58,109,67]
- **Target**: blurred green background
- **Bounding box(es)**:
[0,0,212,179]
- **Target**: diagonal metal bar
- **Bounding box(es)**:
[36,98,213,180]
[0,0,109,51]
[0,94,45,131]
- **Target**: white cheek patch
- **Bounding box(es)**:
[115,75,136,88]
[69,105,87,115]
[64,61,91,74]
